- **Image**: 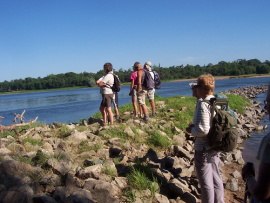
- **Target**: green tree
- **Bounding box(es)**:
[88,78,96,87]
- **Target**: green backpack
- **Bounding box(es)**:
[204,97,238,152]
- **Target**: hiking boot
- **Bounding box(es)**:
[143,116,149,123]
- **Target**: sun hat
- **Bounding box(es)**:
[189,81,197,87]
[144,61,152,71]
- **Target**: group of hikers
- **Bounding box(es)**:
[96,62,270,202]
[96,61,159,126]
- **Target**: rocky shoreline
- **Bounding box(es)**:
[0,85,268,203]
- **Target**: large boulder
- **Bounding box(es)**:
[83,178,118,203]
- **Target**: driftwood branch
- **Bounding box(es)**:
[0,110,38,134]
[13,110,26,124]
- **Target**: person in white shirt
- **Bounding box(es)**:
[186,74,224,203]
[97,76,120,120]
[96,63,114,126]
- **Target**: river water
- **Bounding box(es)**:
[0,76,270,168]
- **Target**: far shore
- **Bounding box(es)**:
[1,74,270,95]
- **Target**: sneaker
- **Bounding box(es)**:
[140,115,144,119]
[152,113,156,117]
[134,115,138,119]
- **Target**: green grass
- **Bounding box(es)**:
[22,137,43,146]
[13,154,33,165]
[78,140,102,153]
[31,150,49,169]
[102,164,116,177]
[55,126,72,138]
[113,156,122,165]
[147,131,171,149]
[125,163,160,201]
[225,94,251,114]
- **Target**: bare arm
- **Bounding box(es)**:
[137,70,142,93]
[245,162,270,201]
[96,79,101,85]
[129,79,135,95]
[98,81,105,88]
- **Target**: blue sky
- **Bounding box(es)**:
[1,0,269,82]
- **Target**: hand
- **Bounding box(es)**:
[129,92,132,96]
[242,162,255,180]
[189,124,195,128]
[186,127,192,133]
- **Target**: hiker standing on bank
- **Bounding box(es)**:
[134,62,149,122]
[97,75,120,120]
[144,61,156,117]
[129,65,143,119]
[96,63,115,126]
[241,82,270,202]
[186,74,224,203]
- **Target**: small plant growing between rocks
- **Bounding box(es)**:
[147,131,171,149]
[22,136,43,146]
[102,164,116,178]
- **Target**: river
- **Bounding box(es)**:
[0,76,270,169]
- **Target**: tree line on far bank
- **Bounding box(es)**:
[1,58,270,92]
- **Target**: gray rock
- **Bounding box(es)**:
[0,190,28,203]
[154,193,170,203]
[96,149,110,159]
[39,174,61,187]
[0,159,30,176]
[166,178,191,197]
[67,189,94,203]
[83,158,104,166]
[173,135,184,147]
[76,164,103,179]
[231,170,242,178]
[225,178,238,192]
[66,130,88,145]
[124,127,135,138]
[65,173,84,188]
[110,146,122,156]
[33,194,58,203]
[52,186,79,201]
[111,177,128,190]
[41,142,53,151]
[181,192,197,203]
[143,148,159,161]
[174,146,193,161]
[83,178,118,203]
[46,158,73,175]
[0,148,11,156]
[108,138,121,146]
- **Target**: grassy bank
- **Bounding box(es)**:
[0,93,251,202]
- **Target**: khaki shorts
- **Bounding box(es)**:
[137,86,148,105]
[147,89,155,100]
[101,94,113,107]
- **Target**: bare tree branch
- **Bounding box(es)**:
[0,110,38,134]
